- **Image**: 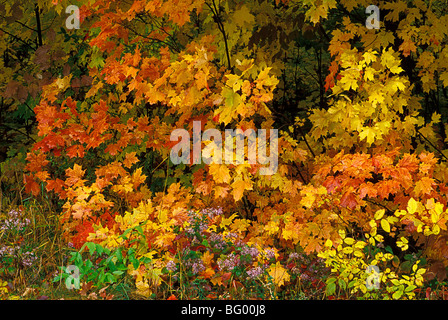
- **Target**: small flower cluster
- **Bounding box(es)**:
[241,246,259,259]
[246,266,264,279]
[201,207,224,219]
[217,252,240,272]
[185,208,224,239]
[0,245,17,257]
[21,251,37,267]
[191,260,206,274]
[0,208,37,270]
[166,260,177,273]
[208,232,227,250]
[0,209,30,232]
[180,251,206,275]
[0,244,37,268]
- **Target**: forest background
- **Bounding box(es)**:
[1,0,448,300]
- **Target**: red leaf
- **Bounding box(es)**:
[340,190,357,209]
[24,174,40,196]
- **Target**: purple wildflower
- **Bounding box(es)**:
[264,249,276,260]
[166,260,177,272]
[241,246,259,259]
[246,266,264,279]
[218,253,240,272]
[191,260,205,274]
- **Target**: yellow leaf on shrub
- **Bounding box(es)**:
[374,209,385,220]
[342,247,353,254]
[343,237,355,245]
[381,219,390,233]
[407,198,418,214]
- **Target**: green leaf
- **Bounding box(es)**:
[385,246,394,254]
[98,269,106,283]
[106,273,116,284]
[405,285,416,292]
[96,244,104,255]
[338,278,347,290]
[130,256,140,269]
[326,282,336,296]
[135,225,144,236]
[392,290,403,299]
[108,260,117,272]
[326,277,337,284]
[120,228,132,239]
[201,239,210,247]
[85,259,93,270]
[114,249,123,261]
[113,270,124,276]
[86,242,96,256]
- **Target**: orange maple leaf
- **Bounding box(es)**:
[123,152,139,168]
[65,164,86,187]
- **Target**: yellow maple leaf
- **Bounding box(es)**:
[359,127,376,145]
[209,163,231,184]
[267,262,290,287]
[381,48,403,74]
[231,178,253,202]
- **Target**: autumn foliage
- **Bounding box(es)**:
[5,0,448,298]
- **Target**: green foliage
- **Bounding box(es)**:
[53,242,145,288]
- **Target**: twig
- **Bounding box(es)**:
[34,3,43,47]
[417,128,448,161]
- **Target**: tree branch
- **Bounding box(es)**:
[34,3,43,47]
[206,0,232,71]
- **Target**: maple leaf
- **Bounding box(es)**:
[340,189,358,209]
[34,170,49,181]
[46,178,65,194]
[25,152,49,173]
[24,174,40,196]
[358,127,376,145]
[212,185,230,199]
[440,72,448,87]
[201,250,215,266]
[123,152,139,168]
[209,163,231,184]
[399,40,417,57]
[65,164,86,187]
[66,144,85,158]
[132,167,147,189]
[267,261,290,287]
[414,177,435,197]
[231,178,253,202]
[232,5,255,28]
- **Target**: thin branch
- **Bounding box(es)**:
[417,128,448,161]
[34,3,43,47]
[0,27,35,50]
[206,0,232,70]
[0,123,36,143]
[296,124,316,158]
[0,15,37,32]
[119,21,179,53]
